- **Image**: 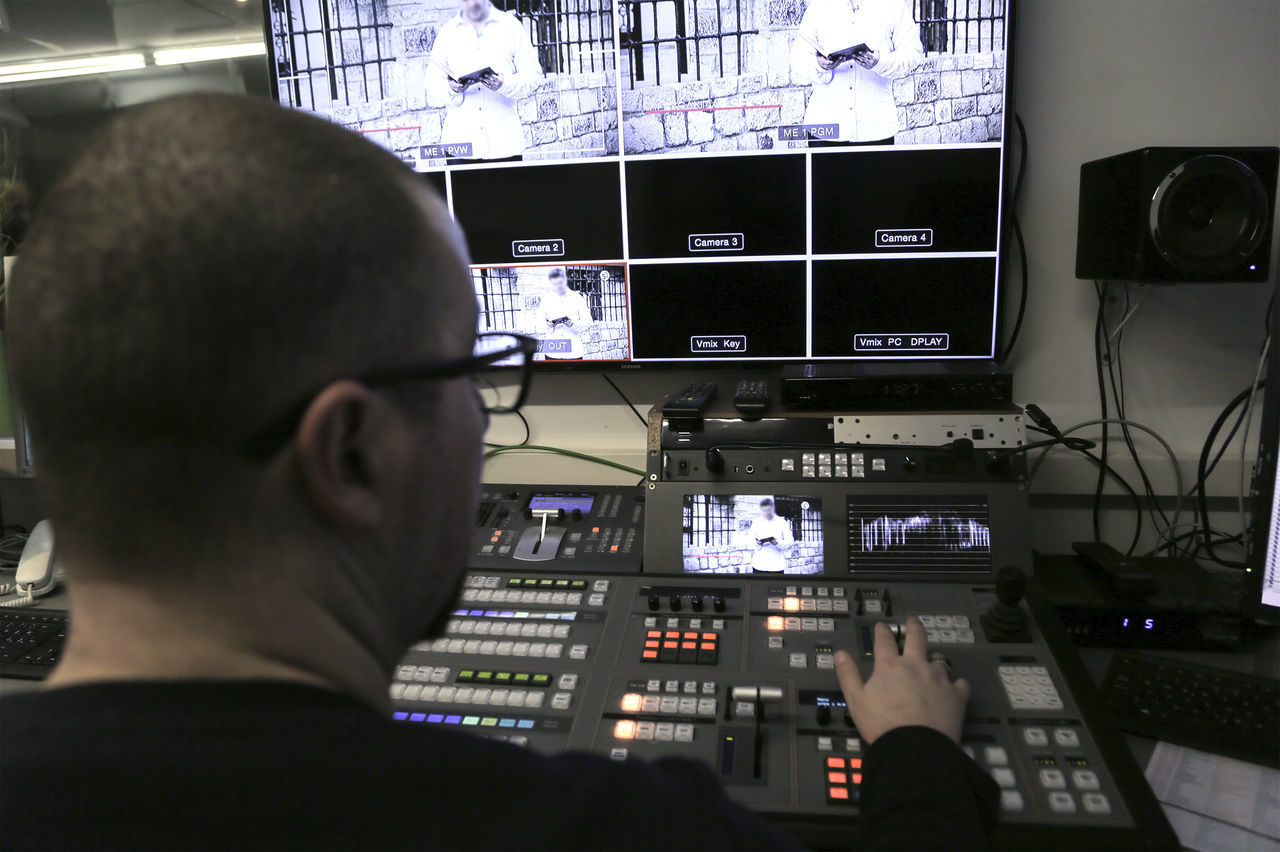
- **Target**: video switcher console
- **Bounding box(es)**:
[393,420,1175,849]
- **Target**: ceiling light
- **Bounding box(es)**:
[153,42,266,66]
[0,53,147,85]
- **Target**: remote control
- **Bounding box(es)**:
[734,379,769,415]
[662,382,717,417]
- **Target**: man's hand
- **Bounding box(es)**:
[448,77,467,94]
[816,51,837,71]
[854,48,880,69]
[835,618,970,745]
[480,72,504,91]
[560,318,573,328]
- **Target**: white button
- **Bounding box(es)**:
[918,615,936,628]
[641,696,660,712]
[635,721,655,741]
[675,724,695,742]
[817,736,833,751]
[816,654,835,669]
[1072,770,1100,791]
[984,746,1009,766]
[1054,728,1080,748]
[437,686,457,702]
[487,688,507,705]
[403,684,422,701]
[702,681,717,695]
[665,680,680,693]
[789,653,808,668]
[1023,728,1048,747]
[1048,792,1076,813]
[659,696,679,713]
[678,697,698,714]
[768,636,784,649]
[1039,769,1067,789]
[683,680,698,693]
[1000,791,1025,812]
[524,692,544,708]
[655,723,675,742]
[647,679,662,692]
[697,698,717,715]
[550,691,573,710]
[454,687,475,703]
[935,615,954,628]
[471,688,489,704]
[991,767,1016,788]
[952,615,970,629]
[609,748,628,761]
[1082,793,1111,814]
[559,673,578,690]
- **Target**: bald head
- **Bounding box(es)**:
[7,94,475,561]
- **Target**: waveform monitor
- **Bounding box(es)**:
[262,0,1016,367]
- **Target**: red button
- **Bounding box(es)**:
[663,641,677,649]
[683,632,698,640]
[664,631,680,639]
[644,640,659,649]
[851,773,863,785]
[700,642,716,650]
[681,642,696,650]
[646,630,662,638]
[642,650,658,659]
[826,757,846,769]
[828,786,849,800]
[827,771,845,784]
[850,758,863,769]
[702,632,717,641]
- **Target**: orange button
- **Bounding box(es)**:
[642,650,658,659]
[614,719,637,739]
[620,693,643,712]
[663,642,677,649]
[683,632,698,640]
[611,545,619,552]
[827,771,845,784]
[851,773,863,785]
[646,630,662,638]
[593,527,600,533]
[681,642,696,650]
[700,642,716,650]
[767,616,785,631]
[828,786,849,800]
[490,536,499,543]
[702,632,717,641]
[850,758,863,769]
[664,631,680,639]
[783,597,801,612]
[644,640,659,649]
[826,757,846,769]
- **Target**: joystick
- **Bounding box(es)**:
[980,566,1031,643]
[705,447,725,474]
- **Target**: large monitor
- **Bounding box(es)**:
[263,0,1015,367]
[1248,298,1280,621]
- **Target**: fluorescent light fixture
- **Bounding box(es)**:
[153,42,266,66]
[0,53,147,85]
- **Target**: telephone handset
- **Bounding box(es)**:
[1,520,62,608]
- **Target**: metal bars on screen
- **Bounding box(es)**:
[914,0,1006,55]
[619,0,757,88]
[268,0,395,110]
[492,0,616,75]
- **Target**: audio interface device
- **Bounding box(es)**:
[391,409,1175,849]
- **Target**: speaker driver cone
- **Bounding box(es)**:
[1149,154,1270,274]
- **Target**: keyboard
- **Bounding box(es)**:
[0,609,68,679]
[1101,651,1280,768]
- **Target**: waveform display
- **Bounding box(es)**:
[847,497,992,573]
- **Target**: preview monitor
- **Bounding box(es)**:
[263,0,1015,366]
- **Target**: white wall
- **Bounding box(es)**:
[486,0,1280,556]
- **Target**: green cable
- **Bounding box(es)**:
[483,444,646,478]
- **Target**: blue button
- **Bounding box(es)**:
[499,718,516,728]
[517,719,535,729]
[427,713,445,724]
[445,715,462,725]
[392,712,409,721]
[409,713,426,722]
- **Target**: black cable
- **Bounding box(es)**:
[992,433,1096,458]
[1195,381,1266,567]
[479,377,532,449]
[1001,114,1029,362]
[602,374,648,429]
[1093,282,1116,546]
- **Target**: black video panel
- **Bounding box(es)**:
[420,170,449,203]
[625,155,806,259]
[629,261,806,359]
[451,162,623,263]
[811,148,1001,254]
[811,258,996,357]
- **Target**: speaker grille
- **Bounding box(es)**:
[1149,155,1271,275]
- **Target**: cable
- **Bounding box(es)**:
[601,374,649,429]
[480,376,532,449]
[483,444,646,478]
[1238,334,1270,565]
[1093,282,1113,546]
[1195,381,1266,567]
[1001,113,1029,362]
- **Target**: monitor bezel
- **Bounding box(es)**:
[1246,291,1280,621]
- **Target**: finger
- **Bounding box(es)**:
[900,617,928,661]
[873,621,898,660]
[833,650,865,699]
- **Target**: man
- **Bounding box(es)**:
[427,0,542,163]
[748,496,796,574]
[536,266,593,360]
[788,0,923,146]
[0,94,996,849]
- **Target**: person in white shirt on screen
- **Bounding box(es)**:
[749,498,795,574]
[426,0,543,162]
[536,267,593,360]
[789,0,923,146]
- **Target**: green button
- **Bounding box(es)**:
[513,672,531,683]
[571,580,587,589]
[539,579,554,587]
[494,672,512,683]
[462,716,480,726]
[507,578,523,587]
[532,674,552,687]
[555,579,569,587]
[480,717,499,727]
[457,670,475,682]
[475,671,494,682]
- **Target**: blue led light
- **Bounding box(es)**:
[499,718,517,728]
[392,712,409,721]
[517,719,535,729]
[445,715,463,725]
[427,713,445,724]
[409,713,426,722]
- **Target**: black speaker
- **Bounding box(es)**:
[1076,146,1278,283]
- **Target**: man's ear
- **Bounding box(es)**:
[293,381,391,530]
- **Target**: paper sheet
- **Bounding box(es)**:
[1145,741,1280,852]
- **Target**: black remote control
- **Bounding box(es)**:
[662,382,717,417]
[734,379,768,415]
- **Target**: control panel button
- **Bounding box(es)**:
[1048,792,1077,814]
[1000,791,1025,812]
[1054,728,1081,748]
[1081,793,1111,815]
[1038,769,1067,790]
[991,768,1016,788]
[1071,770,1101,791]
[983,746,1009,766]
[1023,727,1049,747]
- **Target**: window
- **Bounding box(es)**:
[267,0,395,111]
[474,268,522,333]
[684,494,735,547]
[564,265,627,323]
[493,0,617,75]
[620,0,758,87]
[915,0,1006,55]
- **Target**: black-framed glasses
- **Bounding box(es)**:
[240,332,537,461]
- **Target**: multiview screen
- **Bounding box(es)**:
[265,0,1013,365]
